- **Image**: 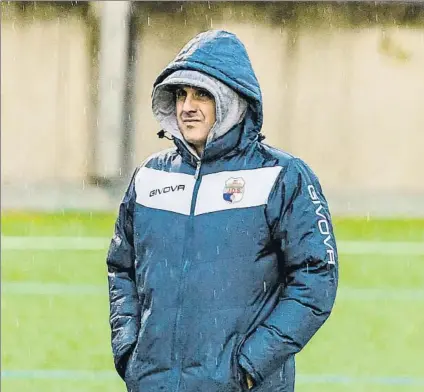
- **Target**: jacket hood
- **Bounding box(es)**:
[152,30,263,155]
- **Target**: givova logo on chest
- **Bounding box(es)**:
[149,184,186,197]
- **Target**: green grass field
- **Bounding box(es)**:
[2,212,424,391]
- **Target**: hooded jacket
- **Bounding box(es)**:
[107,30,338,392]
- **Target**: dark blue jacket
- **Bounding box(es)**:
[107,30,338,392]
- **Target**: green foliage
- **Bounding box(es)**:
[1,1,89,22]
[133,2,424,29]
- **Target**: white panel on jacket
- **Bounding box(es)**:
[194,166,283,216]
[135,167,195,215]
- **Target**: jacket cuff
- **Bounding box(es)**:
[115,343,135,380]
[238,353,263,384]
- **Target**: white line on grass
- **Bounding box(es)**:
[297,374,424,386]
[1,236,109,250]
[2,236,424,255]
[338,241,424,256]
[1,370,117,380]
[2,370,424,386]
[3,282,424,300]
[2,283,107,295]
[338,287,424,301]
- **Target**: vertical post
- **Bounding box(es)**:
[122,6,138,180]
[94,1,131,183]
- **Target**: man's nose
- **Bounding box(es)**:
[182,95,197,112]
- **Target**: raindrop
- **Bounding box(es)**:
[263,281,267,292]
[147,16,151,26]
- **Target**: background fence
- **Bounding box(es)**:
[2,1,424,214]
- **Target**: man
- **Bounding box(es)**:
[107,30,338,392]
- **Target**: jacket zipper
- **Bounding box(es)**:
[194,161,201,179]
[173,160,202,392]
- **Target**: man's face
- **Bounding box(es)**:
[175,86,216,155]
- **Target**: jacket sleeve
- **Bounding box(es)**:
[107,169,140,379]
[238,158,338,383]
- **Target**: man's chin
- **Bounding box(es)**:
[181,133,203,146]
[185,139,202,148]
[182,139,204,154]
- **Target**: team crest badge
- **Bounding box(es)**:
[223,177,245,203]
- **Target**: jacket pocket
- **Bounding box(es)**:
[201,333,246,392]
[246,357,294,392]
[124,290,152,383]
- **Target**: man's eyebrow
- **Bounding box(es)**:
[195,87,214,97]
[170,85,212,98]
[170,86,185,95]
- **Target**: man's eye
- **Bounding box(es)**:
[175,89,186,99]
[196,90,212,100]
